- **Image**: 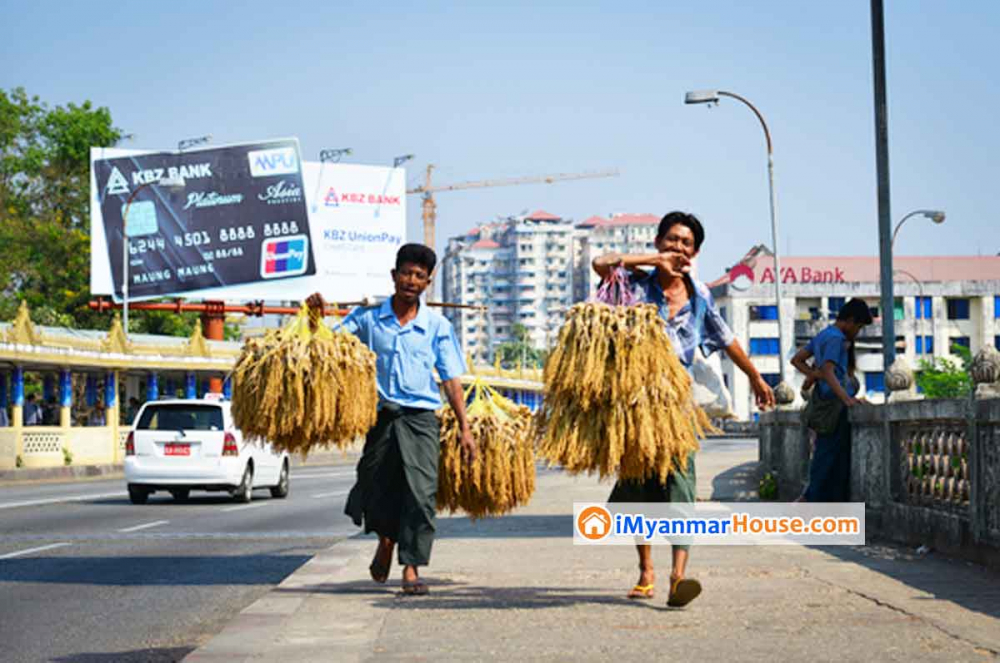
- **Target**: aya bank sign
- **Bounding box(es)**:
[729,263,847,290]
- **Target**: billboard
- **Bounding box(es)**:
[92,139,315,301]
[90,142,406,303]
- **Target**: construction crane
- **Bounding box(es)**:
[406,165,620,251]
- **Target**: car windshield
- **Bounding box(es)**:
[136,404,224,431]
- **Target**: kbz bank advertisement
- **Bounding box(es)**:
[90,139,406,303]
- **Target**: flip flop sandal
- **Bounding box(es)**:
[667,578,702,608]
[369,558,390,584]
[627,584,655,599]
[400,581,429,596]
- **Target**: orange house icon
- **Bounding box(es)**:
[577,506,612,540]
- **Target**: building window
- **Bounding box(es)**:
[749,338,780,355]
[947,299,970,320]
[995,296,1000,319]
[893,298,904,321]
[865,372,885,394]
[750,305,778,321]
[949,336,970,351]
[915,335,934,355]
[760,373,781,388]
[995,335,1000,351]
[827,297,846,320]
[915,296,932,320]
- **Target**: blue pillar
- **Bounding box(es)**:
[85,375,97,406]
[223,377,232,400]
[0,372,6,407]
[185,372,197,399]
[12,367,24,406]
[199,379,209,399]
[104,372,116,408]
[43,375,56,402]
[59,369,72,407]
[147,373,159,401]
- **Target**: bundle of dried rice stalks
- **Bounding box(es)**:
[231,305,377,455]
[438,380,536,519]
[536,296,716,484]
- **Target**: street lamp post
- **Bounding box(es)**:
[121,177,186,334]
[685,89,789,388]
[894,268,934,359]
[890,209,945,252]
[890,209,944,360]
[320,148,353,163]
[177,135,212,152]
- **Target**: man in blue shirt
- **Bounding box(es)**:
[307,244,475,596]
[593,211,775,608]
[791,298,871,502]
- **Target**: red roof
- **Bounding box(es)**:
[577,215,607,228]
[577,213,659,228]
[466,227,481,237]
[527,209,561,221]
[470,238,500,250]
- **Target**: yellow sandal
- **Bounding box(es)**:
[627,584,655,599]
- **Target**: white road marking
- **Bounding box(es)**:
[117,520,169,533]
[291,470,355,480]
[311,490,351,499]
[0,492,125,511]
[221,502,270,513]
[0,542,71,559]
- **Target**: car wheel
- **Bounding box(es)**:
[233,464,253,503]
[270,461,289,499]
[170,489,190,502]
[128,484,149,505]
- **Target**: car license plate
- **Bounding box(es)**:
[164,443,190,456]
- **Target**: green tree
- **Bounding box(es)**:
[915,343,973,399]
[1,87,121,328]
[495,323,545,368]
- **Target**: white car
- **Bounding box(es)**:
[124,398,289,504]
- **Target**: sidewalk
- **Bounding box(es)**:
[186,446,1000,662]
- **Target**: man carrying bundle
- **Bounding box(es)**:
[592,211,775,608]
[307,243,476,596]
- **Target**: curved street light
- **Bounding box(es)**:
[686,89,789,389]
[891,209,945,252]
[393,154,415,169]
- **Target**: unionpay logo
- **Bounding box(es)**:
[260,234,309,279]
[248,146,299,177]
[576,505,612,541]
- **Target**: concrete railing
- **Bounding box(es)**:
[760,397,1000,568]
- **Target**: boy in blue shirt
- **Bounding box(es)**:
[307,244,475,596]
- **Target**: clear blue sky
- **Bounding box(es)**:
[3,0,997,282]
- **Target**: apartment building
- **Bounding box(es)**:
[441,211,574,362]
[572,214,660,301]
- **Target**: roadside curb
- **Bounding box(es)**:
[183,536,376,663]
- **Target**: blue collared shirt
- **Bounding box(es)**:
[629,269,735,369]
[340,298,467,410]
[806,326,858,399]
